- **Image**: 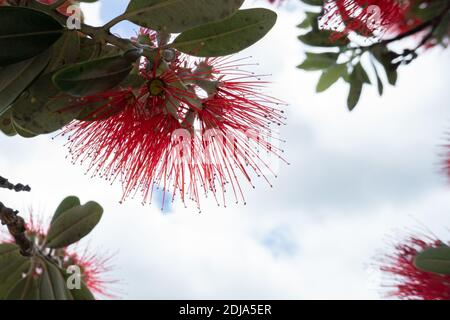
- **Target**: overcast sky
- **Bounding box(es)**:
[1,0,450,299]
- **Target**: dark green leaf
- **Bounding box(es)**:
[52,196,81,224]
[0,110,17,137]
[172,9,277,57]
[52,54,134,97]
[67,280,95,300]
[6,276,39,300]
[300,0,323,5]
[11,121,39,138]
[371,45,399,86]
[0,6,63,66]
[299,30,350,47]
[45,201,103,249]
[39,260,71,300]
[61,265,96,300]
[0,51,51,116]
[347,67,363,111]
[371,62,384,96]
[11,72,81,135]
[46,30,81,72]
[414,246,450,275]
[125,0,245,33]
[298,52,340,71]
[316,64,346,92]
[354,63,371,84]
[0,244,31,299]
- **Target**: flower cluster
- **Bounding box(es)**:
[321,0,420,40]
[62,30,287,210]
[378,233,450,300]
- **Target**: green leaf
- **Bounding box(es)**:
[6,276,40,300]
[0,243,22,264]
[11,73,81,135]
[52,196,81,224]
[11,121,39,138]
[66,279,95,300]
[299,30,350,47]
[71,283,95,300]
[298,52,340,71]
[0,110,17,137]
[413,0,448,21]
[46,30,81,72]
[371,45,399,86]
[45,201,103,249]
[0,50,51,117]
[371,62,384,96]
[0,6,64,66]
[346,63,370,110]
[433,12,450,43]
[172,8,277,57]
[61,267,96,300]
[300,0,323,5]
[316,64,346,92]
[0,244,31,299]
[354,63,371,84]
[125,0,245,33]
[77,38,122,62]
[52,54,134,97]
[347,68,363,111]
[39,260,71,300]
[414,246,450,275]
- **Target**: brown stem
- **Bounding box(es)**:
[0,202,33,256]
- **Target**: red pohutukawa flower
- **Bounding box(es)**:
[0,213,116,299]
[378,234,450,300]
[321,0,418,40]
[192,57,287,206]
[62,31,286,209]
[63,246,116,298]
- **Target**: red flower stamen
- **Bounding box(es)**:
[321,0,419,40]
[62,38,287,209]
[378,233,450,300]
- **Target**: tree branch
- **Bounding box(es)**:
[0,175,31,192]
[0,176,33,256]
[0,202,33,256]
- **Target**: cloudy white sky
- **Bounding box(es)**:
[1,0,450,299]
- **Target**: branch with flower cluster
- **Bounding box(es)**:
[294,0,450,110]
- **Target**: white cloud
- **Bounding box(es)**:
[1,0,450,300]
[80,1,103,26]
